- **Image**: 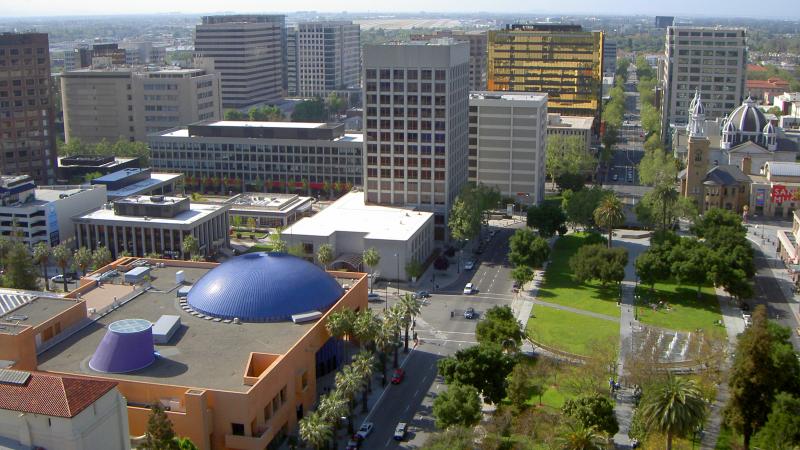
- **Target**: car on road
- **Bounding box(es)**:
[414,291,430,299]
[394,423,407,441]
[346,438,360,450]
[463,283,474,295]
[464,307,476,319]
[356,422,374,440]
[739,302,750,312]
[391,368,405,384]
[367,293,381,302]
[50,274,73,284]
[464,261,475,270]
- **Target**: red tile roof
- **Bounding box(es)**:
[748,64,768,72]
[747,78,790,89]
[0,371,117,418]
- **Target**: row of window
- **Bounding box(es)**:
[366,68,447,81]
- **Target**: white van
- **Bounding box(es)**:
[463,283,474,295]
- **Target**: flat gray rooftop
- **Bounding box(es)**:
[36,265,346,392]
[0,296,79,328]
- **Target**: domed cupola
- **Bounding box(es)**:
[763,121,777,151]
[687,90,706,139]
[725,97,769,148]
[721,116,736,150]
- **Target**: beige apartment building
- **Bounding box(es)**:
[546,114,593,153]
[411,30,487,91]
[61,67,221,144]
[661,26,747,138]
[468,92,548,205]
[362,40,470,241]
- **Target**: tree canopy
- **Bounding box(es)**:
[448,184,501,241]
[475,306,524,352]
[546,134,595,186]
[562,394,619,436]
[58,137,151,166]
[508,228,551,269]
[527,202,567,237]
[437,343,517,404]
[562,187,609,229]
[432,383,483,429]
[569,244,628,286]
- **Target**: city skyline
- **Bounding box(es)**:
[0,0,798,19]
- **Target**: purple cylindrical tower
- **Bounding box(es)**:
[89,319,156,373]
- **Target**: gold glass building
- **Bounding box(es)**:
[488,24,603,125]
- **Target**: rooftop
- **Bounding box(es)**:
[76,199,224,225]
[37,265,352,392]
[106,173,183,199]
[0,370,117,418]
[547,114,595,130]
[0,296,79,328]
[284,191,432,241]
[766,161,800,178]
[469,91,548,103]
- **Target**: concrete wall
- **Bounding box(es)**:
[52,185,107,247]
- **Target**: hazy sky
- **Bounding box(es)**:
[0,0,795,19]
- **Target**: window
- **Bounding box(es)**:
[231,423,245,436]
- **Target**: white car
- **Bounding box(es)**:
[463,283,474,295]
[356,422,374,439]
[394,422,407,441]
[464,261,475,271]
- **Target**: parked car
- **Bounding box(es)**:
[464,307,476,319]
[463,283,474,295]
[394,423,408,441]
[367,293,382,302]
[414,291,430,299]
[464,261,475,271]
[346,439,360,450]
[739,302,750,312]
[356,422,374,440]
[391,368,405,384]
[50,274,72,283]
[612,174,619,182]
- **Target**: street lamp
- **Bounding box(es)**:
[394,253,400,295]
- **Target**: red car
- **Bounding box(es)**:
[391,368,405,384]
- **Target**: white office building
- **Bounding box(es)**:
[283,191,434,281]
[661,26,747,138]
[363,40,470,240]
[287,21,360,98]
[0,175,107,248]
[194,15,285,108]
[468,92,548,205]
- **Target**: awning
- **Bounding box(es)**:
[331,253,363,271]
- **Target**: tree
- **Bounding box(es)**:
[448,196,480,241]
[231,215,243,230]
[326,92,347,117]
[140,403,178,450]
[669,238,711,296]
[83,171,103,183]
[638,138,678,186]
[557,424,610,450]
[506,362,535,412]
[52,243,73,291]
[73,246,93,276]
[640,103,662,137]
[362,247,380,293]
[175,437,198,450]
[351,350,375,412]
[593,194,625,248]
[405,260,423,280]
[181,235,199,260]
[753,393,800,449]
[268,230,287,253]
[562,394,619,436]
[569,244,628,286]
[298,411,332,450]
[92,246,113,270]
[640,377,707,450]
[32,242,51,291]
[635,246,672,291]
[397,293,421,352]
[508,228,551,269]
[316,243,334,269]
[510,265,534,293]
[555,172,587,193]
[437,344,517,404]
[635,189,697,230]
[291,98,327,122]
[326,309,355,359]
[725,305,800,448]
[475,306,524,352]
[546,134,595,185]
[563,187,608,229]
[527,202,567,237]
[2,244,39,291]
[224,109,245,120]
[432,383,482,429]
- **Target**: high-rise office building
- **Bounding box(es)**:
[61,68,221,144]
[661,26,747,139]
[655,16,675,29]
[0,33,57,184]
[194,15,285,109]
[488,24,603,126]
[468,92,547,205]
[287,21,360,98]
[363,40,470,240]
[603,40,617,77]
[411,30,487,91]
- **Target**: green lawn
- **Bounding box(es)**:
[244,243,275,254]
[635,281,725,338]
[536,233,621,317]
[526,305,619,357]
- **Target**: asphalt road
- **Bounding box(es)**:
[362,224,521,448]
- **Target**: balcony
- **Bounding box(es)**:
[225,426,271,450]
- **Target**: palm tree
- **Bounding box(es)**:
[397,293,421,353]
[181,235,199,260]
[653,184,679,232]
[52,243,72,291]
[317,243,334,270]
[298,411,332,450]
[351,350,376,412]
[640,376,707,450]
[373,320,395,384]
[318,392,348,449]
[352,309,379,350]
[384,305,404,368]
[557,424,610,450]
[593,194,625,248]
[92,246,113,270]
[326,309,355,360]
[335,365,361,433]
[73,246,93,276]
[32,242,51,291]
[362,247,381,293]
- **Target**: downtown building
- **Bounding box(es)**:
[411,30,488,91]
[362,40,470,241]
[61,67,222,144]
[487,24,604,127]
[149,121,363,194]
[661,26,747,139]
[0,32,57,184]
[468,92,547,205]
[286,21,360,98]
[194,15,285,109]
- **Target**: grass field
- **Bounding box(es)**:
[526,305,619,357]
[536,233,621,317]
[244,244,275,254]
[635,281,725,338]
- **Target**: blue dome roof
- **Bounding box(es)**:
[187,252,344,322]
